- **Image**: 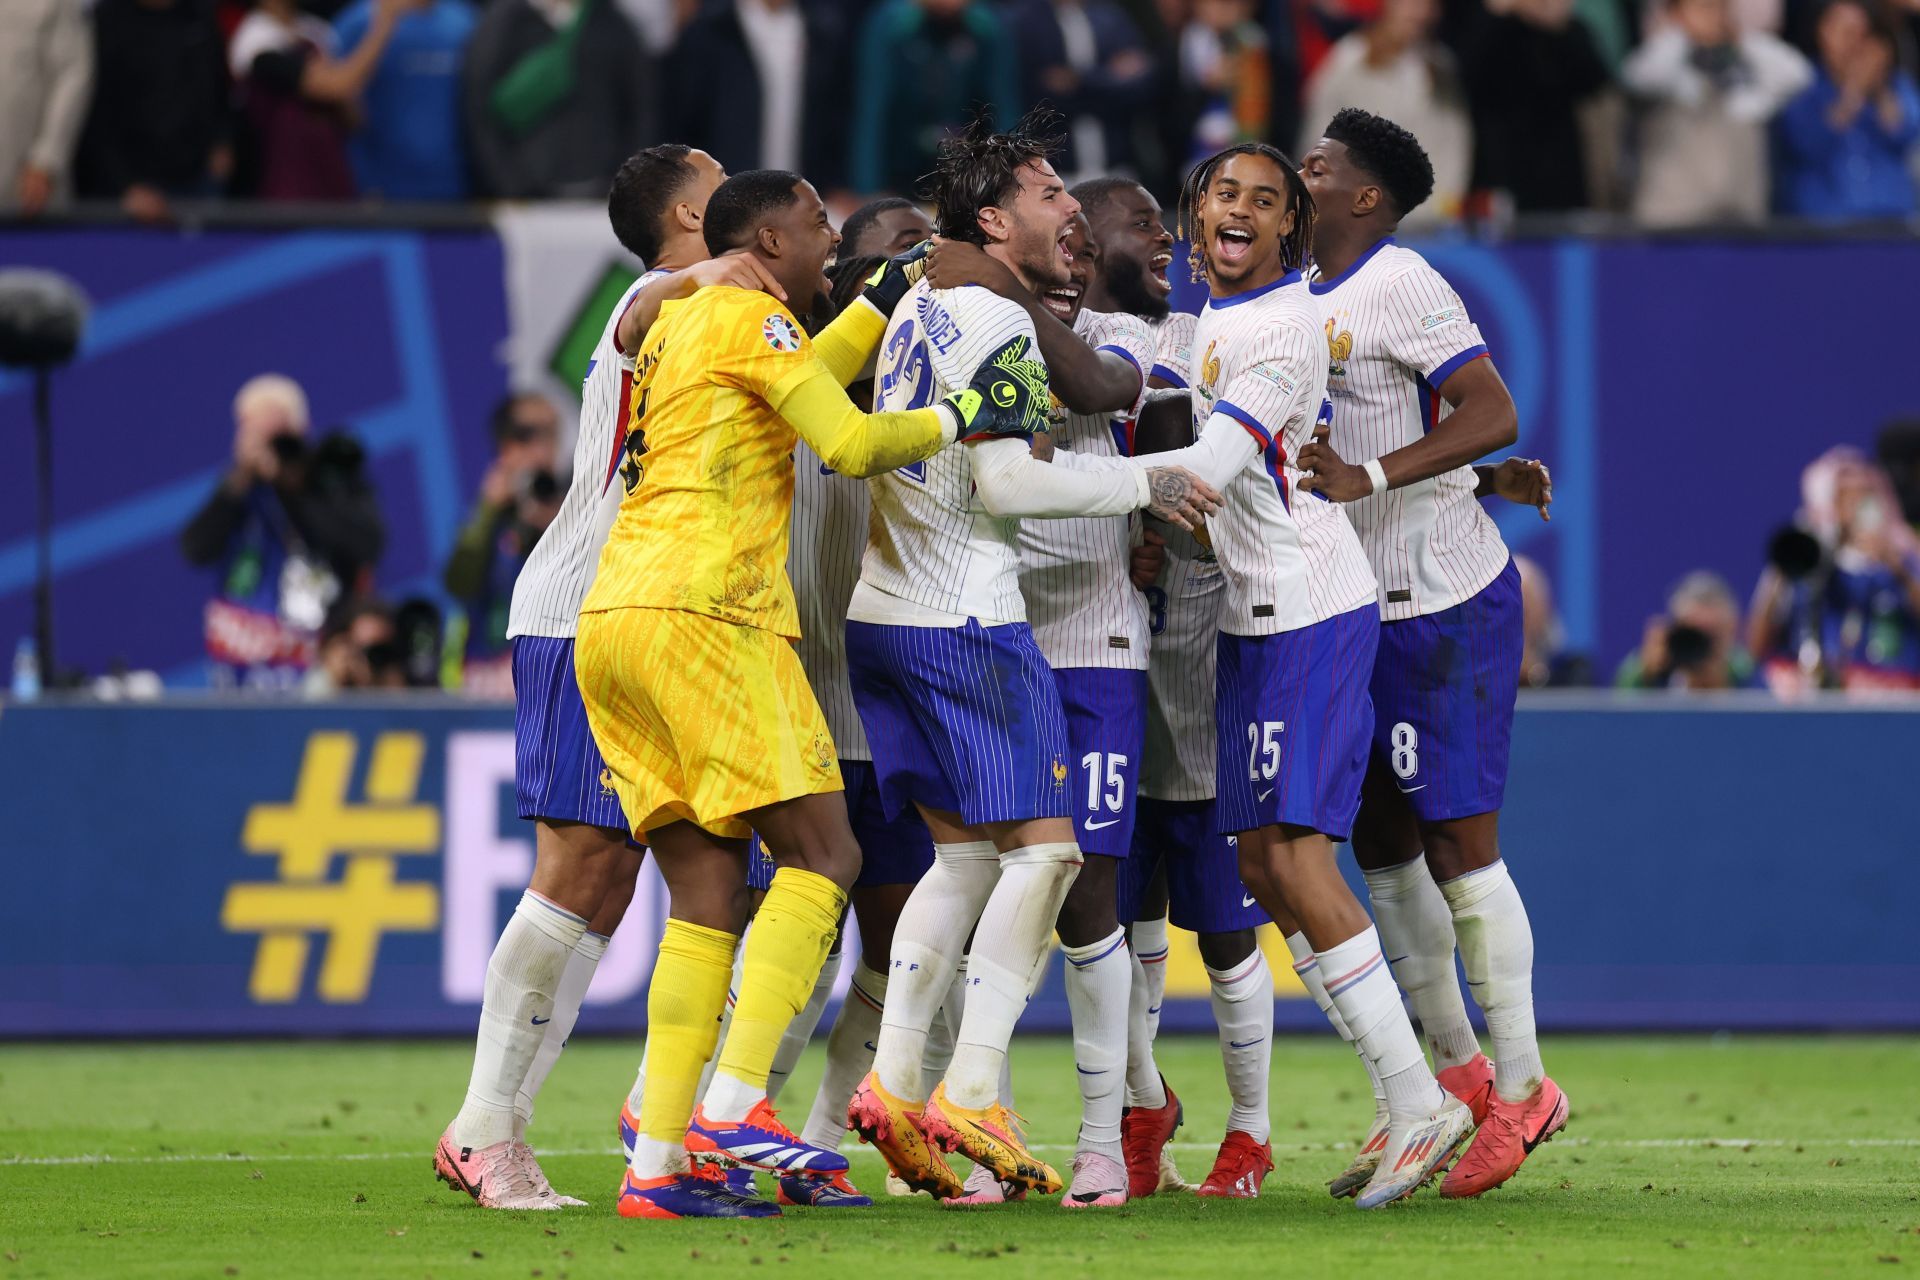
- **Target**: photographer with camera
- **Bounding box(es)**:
[1750,447,1920,693]
[441,391,563,693]
[180,373,387,688]
[1615,570,1758,690]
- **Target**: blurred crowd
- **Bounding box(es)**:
[4,0,1920,226]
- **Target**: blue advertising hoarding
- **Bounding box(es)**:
[2,697,1913,1037]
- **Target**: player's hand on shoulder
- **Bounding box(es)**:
[1489,457,1552,521]
[1295,421,1371,502]
[923,235,1027,300]
[945,334,1053,440]
[685,253,788,302]
[1144,466,1221,532]
[860,240,931,314]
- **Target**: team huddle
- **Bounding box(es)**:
[433,105,1566,1221]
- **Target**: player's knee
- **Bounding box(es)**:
[1197,927,1258,971]
[1421,818,1499,883]
[770,837,862,891]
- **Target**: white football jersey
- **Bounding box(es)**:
[1189,275,1377,635]
[855,282,1046,624]
[1149,310,1199,388]
[790,436,871,760]
[1140,521,1222,801]
[1310,240,1509,620]
[508,268,672,640]
[1018,308,1155,670]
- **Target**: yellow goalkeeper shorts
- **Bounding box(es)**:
[574,606,842,840]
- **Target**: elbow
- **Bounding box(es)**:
[1488,399,1520,452]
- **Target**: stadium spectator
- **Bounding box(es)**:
[850,0,1018,195]
[1177,0,1273,166]
[1616,570,1758,690]
[1458,0,1611,212]
[441,392,563,688]
[180,374,386,688]
[1297,0,1473,222]
[76,0,230,222]
[305,595,407,694]
[463,0,656,199]
[1005,0,1154,181]
[0,0,93,217]
[1774,0,1920,219]
[333,0,475,200]
[1515,554,1593,687]
[1621,0,1811,226]
[838,195,934,256]
[1750,447,1920,691]
[664,0,853,191]
[229,0,422,200]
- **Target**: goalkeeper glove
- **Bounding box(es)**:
[860,239,932,316]
[941,334,1053,440]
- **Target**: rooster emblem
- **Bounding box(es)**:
[1051,759,1069,789]
[1200,341,1221,397]
[1325,316,1353,378]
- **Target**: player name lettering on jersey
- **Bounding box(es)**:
[855,281,1046,624]
[1189,275,1375,636]
[1309,239,1510,620]
[1018,308,1155,671]
[508,268,671,640]
[791,436,871,759]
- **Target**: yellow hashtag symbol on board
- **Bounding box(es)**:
[220,731,441,1003]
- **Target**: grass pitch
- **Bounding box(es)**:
[2,1035,1916,1278]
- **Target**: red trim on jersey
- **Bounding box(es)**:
[602,366,633,495]
[1220,403,1289,514]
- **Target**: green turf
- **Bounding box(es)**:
[2,1036,1916,1277]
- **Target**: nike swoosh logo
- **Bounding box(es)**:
[530,1016,551,1025]
[1398,784,1428,793]
[1228,1038,1265,1049]
[1076,1066,1109,1075]
[864,1041,877,1052]
[1241,894,1258,908]
[1257,788,1274,802]
[1387,955,1408,965]
[1085,818,1120,831]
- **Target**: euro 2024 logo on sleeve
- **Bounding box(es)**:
[220,731,441,1004]
[763,314,803,353]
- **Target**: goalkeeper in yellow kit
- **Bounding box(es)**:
[575,169,1053,1220]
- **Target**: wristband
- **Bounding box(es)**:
[1363,458,1389,496]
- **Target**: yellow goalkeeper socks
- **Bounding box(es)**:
[632,917,738,1174]
[703,866,846,1122]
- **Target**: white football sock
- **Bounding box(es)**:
[1287,929,1388,1126]
[1207,951,1273,1143]
[873,842,999,1100]
[944,844,1081,1109]
[766,938,842,1104]
[1363,856,1482,1071]
[1124,946,1167,1109]
[514,927,609,1140]
[1439,860,1544,1103]
[1062,927,1129,1160]
[800,960,887,1151]
[1134,914,1170,1043]
[626,1045,647,1116]
[691,939,747,1109]
[921,958,965,1098]
[453,891,586,1150]
[1317,926,1445,1125]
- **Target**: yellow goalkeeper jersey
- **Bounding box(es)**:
[580,283,947,638]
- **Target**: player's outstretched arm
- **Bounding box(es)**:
[1297,357,1519,501]
[923,236,1142,416]
[614,255,789,354]
[769,362,956,478]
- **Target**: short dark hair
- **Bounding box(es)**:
[1070,176,1147,221]
[1176,142,1315,280]
[840,198,919,257]
[826,255,885,319]
[488,391,545,445]
[608,144,696,264]
[923,107,1065,247]
[702,169,806,257]
[1322,108,1435,218]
